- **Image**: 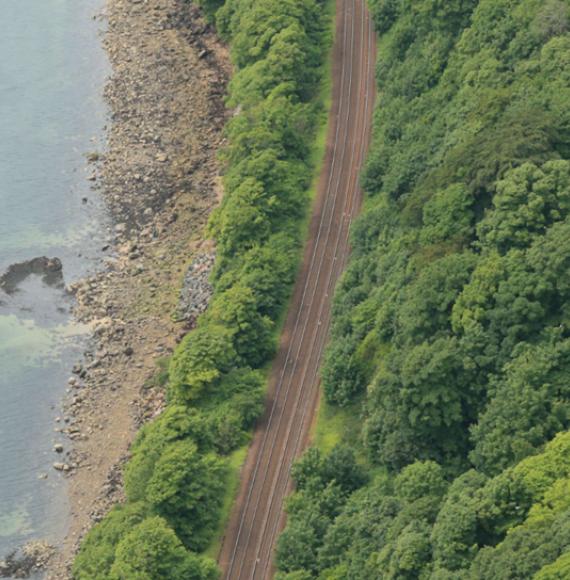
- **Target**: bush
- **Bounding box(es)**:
[73,503,147,580]
[110,517,218,580]
[145,440,227,550]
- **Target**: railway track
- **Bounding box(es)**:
[218,0,376,576]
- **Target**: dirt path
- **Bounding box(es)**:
[218,0,376,577]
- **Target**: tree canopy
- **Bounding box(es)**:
[278,0,570,577]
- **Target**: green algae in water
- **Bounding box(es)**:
[0,314,90,377]
[0,505,33,539]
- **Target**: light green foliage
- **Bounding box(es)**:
[169,324,237,403]
[208,177,272,255]
[73,503,147,579]
[145,440,226,550]
[206,284,274,366]
[477,161,570,253]
[215,232,300,318]
[535,551,570,579]
[124,420,170,503]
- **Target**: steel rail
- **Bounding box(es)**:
[247,2,363,573]
[221,0,376,575]
[255,6,375,577]
[222,2,354,577]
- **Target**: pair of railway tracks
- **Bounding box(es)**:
[219,0,376,576]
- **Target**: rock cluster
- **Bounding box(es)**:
[0,256,64,294]
[178,251,216,322]
[0,541,55,579]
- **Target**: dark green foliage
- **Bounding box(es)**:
[364,336,480,470]
[110,517,218,580]
[430,470,489,574]
[291,445,368,495]
[470,336,570,475]
[145,440,226,550]
[323,0,570,469]
[281,434,570,578]
[470,510,570,580]
[278,0,570,577]
[369,0,399,34]
[284,460,448,578]
[276,447,367,574]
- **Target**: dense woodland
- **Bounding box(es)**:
[73,0,330,577]
[276,0,570,578]
[74,0,570,577]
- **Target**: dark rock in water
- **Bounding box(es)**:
[0,541,54,578]
[0,256,64,294]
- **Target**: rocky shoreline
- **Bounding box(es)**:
[44,0,230,577]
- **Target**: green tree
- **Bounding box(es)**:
[145,440,227,550]
[535,551,570,579]
[470,336,570,475]
[168,324,237,403]
[73,503,147,580]
[110,517,218,580]
[206,284,274,366]
[477,161,570,253]
[208,177,272,255]
[365,337,475,469]
[374,520,433,579]
[216,232,299,317]
[420,183,474,245]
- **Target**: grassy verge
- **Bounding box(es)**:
[204,444,248,559]
[312,397,362,455]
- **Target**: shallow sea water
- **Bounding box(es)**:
[0,0,109,560]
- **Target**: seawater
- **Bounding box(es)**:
[0,0,109,559]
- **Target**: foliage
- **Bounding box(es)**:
[277,0,570,577]
[144,440,226,550]
[276,446,367,574]
[110,517,218,580]
[73,503,147,580]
